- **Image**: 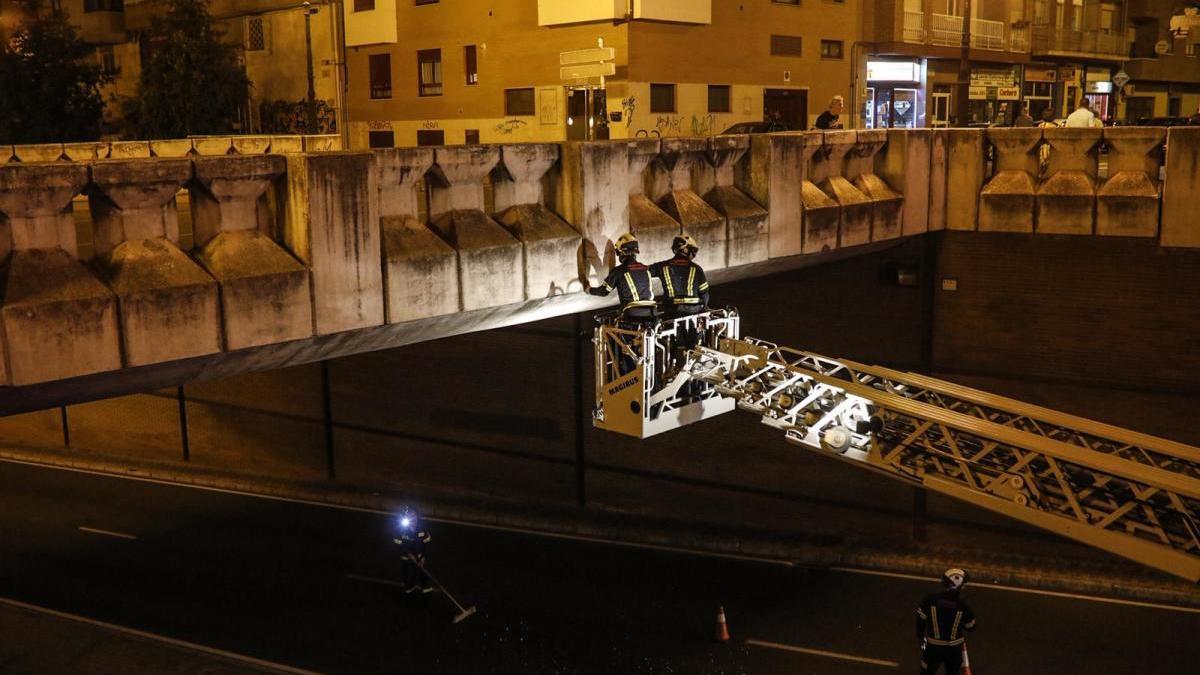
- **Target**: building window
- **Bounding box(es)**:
[772,0,801,4]
[465,129,480,144]
[650,83,676,113]
[84,0,124,11]
[820,40,844,59]
[369,53,392,99]
[246,17,266,52]
[708,85,731,113]
[353,0,375,11]
[505,88,536,116]
[770,35,803,57]
[465,45,478,85]
[98,46,118,75]
[415,0,440,5]
[368,130,395,148]
[417,130,445,146]
[418,49,442,97]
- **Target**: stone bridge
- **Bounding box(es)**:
[1,127,1196,413]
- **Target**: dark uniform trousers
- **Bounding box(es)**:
[920,644,962,675]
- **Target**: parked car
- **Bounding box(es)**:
[720,121,798,134]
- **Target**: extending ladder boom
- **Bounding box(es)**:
[591,310,1200,582]
[689,337,1200,583]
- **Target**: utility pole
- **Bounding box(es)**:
[303,1,319,133]
[954,0,973,127]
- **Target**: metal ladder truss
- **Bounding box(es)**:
[688,337,1200,582]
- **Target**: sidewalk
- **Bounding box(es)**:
[0,598,317,675]
[3,442,1198,609]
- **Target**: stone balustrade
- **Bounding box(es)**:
[1,127,1198,389]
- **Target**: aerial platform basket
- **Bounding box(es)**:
[592,308,740,439]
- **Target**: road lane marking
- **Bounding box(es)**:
[7,456,1200,613]
[826,566,1200,615]
[0,595,324,675]
[746,638,899,668]
[345,573,405,588]
[78,526,137,540]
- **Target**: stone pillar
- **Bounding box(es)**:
[979,128,1041,232]
[928,130,948,231]
[1038,127,1100,235]
[190,155,313,350]
[848,129,903,242]
[376,147,459,323]
[816,131,872,247]
[494,143,583,299]
[701,134,768,267]
[283,151,385,332]
[744,131,806,258]
[944,129,985,231]
[0,163,121,385]
[877,129,931,237]
[428,145,523,310]
[627,138,679,263]
[800,131,841,253]
[551,140,628,284]
[655,138,725,269]
[1162,127,1200,248]
[1098,127,1164,238]
[89,158,221,366]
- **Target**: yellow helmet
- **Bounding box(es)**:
[615,232,639,255]
[672,234,699,257]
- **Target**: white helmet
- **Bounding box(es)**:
[942,568,967,590]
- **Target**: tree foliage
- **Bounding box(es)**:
[0,7,110,144]
[123,0,250,139]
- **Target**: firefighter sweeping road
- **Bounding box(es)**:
[0,458,1197,675]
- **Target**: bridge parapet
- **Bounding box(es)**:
[375,148,457,323]
[655,138,724,270]
[980,128,1042,233]
[1039,128,1101,235]
[494,144,583,299]
[699,135,768,267]
[1098,127,1164,238]
[89,158,221,366]
[0,128,1198,398]
[428,146,523,310]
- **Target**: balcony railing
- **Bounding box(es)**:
[970,17,1005,50]
[903,10,925,43]
[1010,26,1029,52]
[930,13,964,47]
[1032,25,1126,56]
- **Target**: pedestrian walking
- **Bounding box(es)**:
[916,568,976,675]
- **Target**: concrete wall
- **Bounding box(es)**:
[2,128,1199,392]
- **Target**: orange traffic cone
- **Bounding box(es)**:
[960,643,973,675]
[713,605,730,643]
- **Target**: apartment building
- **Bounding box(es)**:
[867,1,1200,127]
[342,0,860,149]
[1122,0,1200,120]
[123,0,342,134]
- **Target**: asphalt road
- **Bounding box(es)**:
[0,459,1197,675]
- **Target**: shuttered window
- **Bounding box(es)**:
[770,35,803,57]
[708,85,731,113]
[505,88,536,116]
[650,83,676,113]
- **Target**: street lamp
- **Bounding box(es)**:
[302,1,320,134]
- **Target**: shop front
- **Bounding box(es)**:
[864,59,926,129]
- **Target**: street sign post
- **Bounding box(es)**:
[560,47,615,66]
[1112,70,1130,89]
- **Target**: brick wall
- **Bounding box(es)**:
[932,231,1200,393]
